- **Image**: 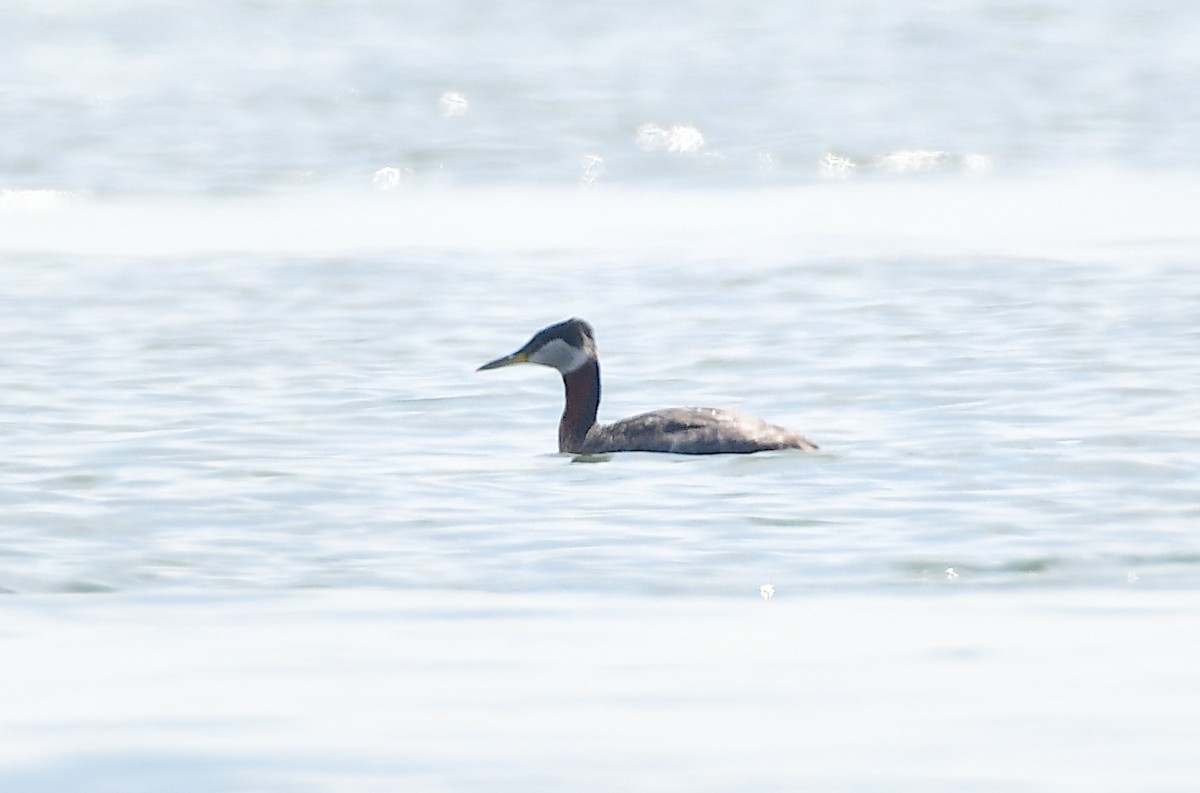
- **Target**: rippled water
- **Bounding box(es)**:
[6,0,1200,194]
[4,184,1198,595]
[3,0,1200,789]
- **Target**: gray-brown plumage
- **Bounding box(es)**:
[478,318,818,455]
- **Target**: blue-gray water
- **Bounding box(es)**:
[6,0,1200,194]
[4,238,1198,595]
[2,1,1199,790]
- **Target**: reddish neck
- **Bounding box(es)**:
[558,359,601,453]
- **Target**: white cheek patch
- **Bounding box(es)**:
[529,338,589,373]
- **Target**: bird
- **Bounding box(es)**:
[477,318,818,455]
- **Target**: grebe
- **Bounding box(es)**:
[478,318,818,455]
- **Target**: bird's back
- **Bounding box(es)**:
[581,407,818,455]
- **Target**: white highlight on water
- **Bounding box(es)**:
[878,149,952,174]
[963,153,995,174]
[636,123,705,153]
[581,154,604,184]
[372,166,407,190]
[820,152,857,178]
[438,91,470,118]
[756,151,781,176]
[0,189,74,212]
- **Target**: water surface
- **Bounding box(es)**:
[3,0,1199,789]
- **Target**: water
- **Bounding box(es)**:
[5,185,1197,595]
[6,0,1200,193]
[3,1,1199,790]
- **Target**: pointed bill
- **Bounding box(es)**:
[477,350,528,371]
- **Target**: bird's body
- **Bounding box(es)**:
[576,406,815,455]
[478,318,818,455]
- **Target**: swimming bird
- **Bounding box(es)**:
[478,318,818,455]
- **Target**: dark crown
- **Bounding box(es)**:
[532,317,594,350]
